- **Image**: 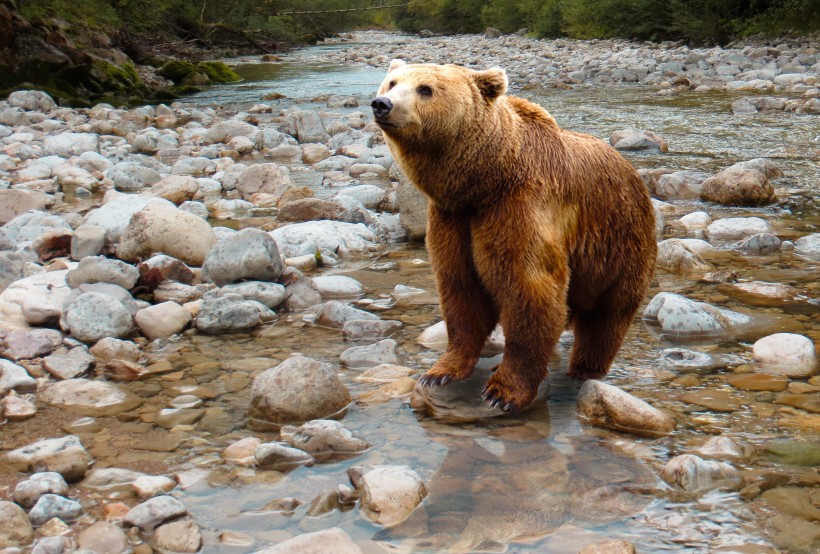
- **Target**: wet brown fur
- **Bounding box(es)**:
[376,61,657,411]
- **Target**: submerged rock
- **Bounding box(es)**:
[281,419,370,462]
[351,465,427,527]
[576,380,675,437]
[254,528,363,554]
[660,454,744,493]
[40,378,142,417]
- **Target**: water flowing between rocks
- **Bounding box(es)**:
[1,31,819,553]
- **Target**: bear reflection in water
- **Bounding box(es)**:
[377,367,656,553]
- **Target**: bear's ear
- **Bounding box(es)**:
[388,59,407,72]
[473,67,508,100]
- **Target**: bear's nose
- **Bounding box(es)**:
[371,97,393,119]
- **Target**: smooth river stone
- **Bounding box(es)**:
[0,501,34,547]
[248,356,352,431]
[352,465,427,527]
[660,454,744,493]
[774,394,820,414]
[124,496,188,532]
[681,389,747,412]
[253,528,363,554]
[411,365,549,422]
[753,333,818,378]
[4,436,92,482]
[576,380,675,437]
[727,373,789,392]
[40,378,142,416]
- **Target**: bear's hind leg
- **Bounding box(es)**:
[568,301,640,380]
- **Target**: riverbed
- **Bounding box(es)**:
[1,30,819,554]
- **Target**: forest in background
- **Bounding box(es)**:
[18,0,820,49]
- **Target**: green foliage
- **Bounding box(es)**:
[394,0,819,44]
[157,60,240,84]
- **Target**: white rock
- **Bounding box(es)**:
[417,320,505,355]
[235,163,294,201]
[85,195,173,244]
[340,339,400,369]
[656,239,713,273]
[334,185,386,208]
[123,496,188,532]
[66,256,139,289]
[107,162,161,192]
[220,282,286,309]
[660,454,743,493]
[706,217,771,239]
[643,292,754,337]
[678,211,711,230]
[43,133,100,157]
[312,275,366,299]
[577,380,675,437]
[135,301,192,339]
[281,419,369,462]
[65,291,134,343]
[0,269,72,330]
[253,528,363,554]
[794,233,820,261]
[270,220,382,258]
[40,378,142,417]
[753,333,818,378]
[8,90,57,112]
[354,465,427,527]
[0,359,36,395]
[132,476,176,499]
[4,436,92,482]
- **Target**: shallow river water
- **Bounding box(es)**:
[4,33,820,553]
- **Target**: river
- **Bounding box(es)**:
[4,32,819,553]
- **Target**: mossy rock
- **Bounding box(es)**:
[158,60,240,85]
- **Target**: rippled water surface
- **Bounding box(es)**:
[6,34,819,553]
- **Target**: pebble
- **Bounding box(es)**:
[255,442,315,472]
[1,394,36,420]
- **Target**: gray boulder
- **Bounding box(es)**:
[202,228,284,285]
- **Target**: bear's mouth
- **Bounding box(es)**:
[374,118,395,129]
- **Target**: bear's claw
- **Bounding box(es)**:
[418,373,453,387]
[481,385,518,413]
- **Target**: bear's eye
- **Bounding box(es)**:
[388,80,396,90]
[417,85,433,97]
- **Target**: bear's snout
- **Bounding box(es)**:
[371,97,394,120]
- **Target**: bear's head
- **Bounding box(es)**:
[371,59,508,147]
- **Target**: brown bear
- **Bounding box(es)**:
[372,60,657,413]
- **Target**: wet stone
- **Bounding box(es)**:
[31,536,69,554]
[13,473,69,509]
[761,441,820,466]
[155,408,205,428]
[89,337,142,363]
[681,388,746,412]
[79,468,146,496]
[753,333,818,378]
[28,495,83,526]
[248,356,351,431]
[281,420,370,462]
[693,436,747,461]
[123,495,188,532]
[727,373,789,391]
[411,366,549,422]
[578,539,637,554]
[340,338,401,369]
[4,436,92,482]
[661,454,744,493]
[761,487,820,522]
[313,300,379,328]
[342,319,403,340]
[659,348,724,372]
[354,364,414,383]
[0,501,34,548]
[40,379,142,417]
[351,465,427,527]
[577,380,675,437]
[253,527,363,554]
[255,442,315,472]
[774,393,820,414]
[222,437,261,466]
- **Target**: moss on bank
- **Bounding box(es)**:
[157,61,241,85]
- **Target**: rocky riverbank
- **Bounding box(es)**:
[0,31,819,554]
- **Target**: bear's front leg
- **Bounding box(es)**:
[473,224,569,413]
[419,206,499,387]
